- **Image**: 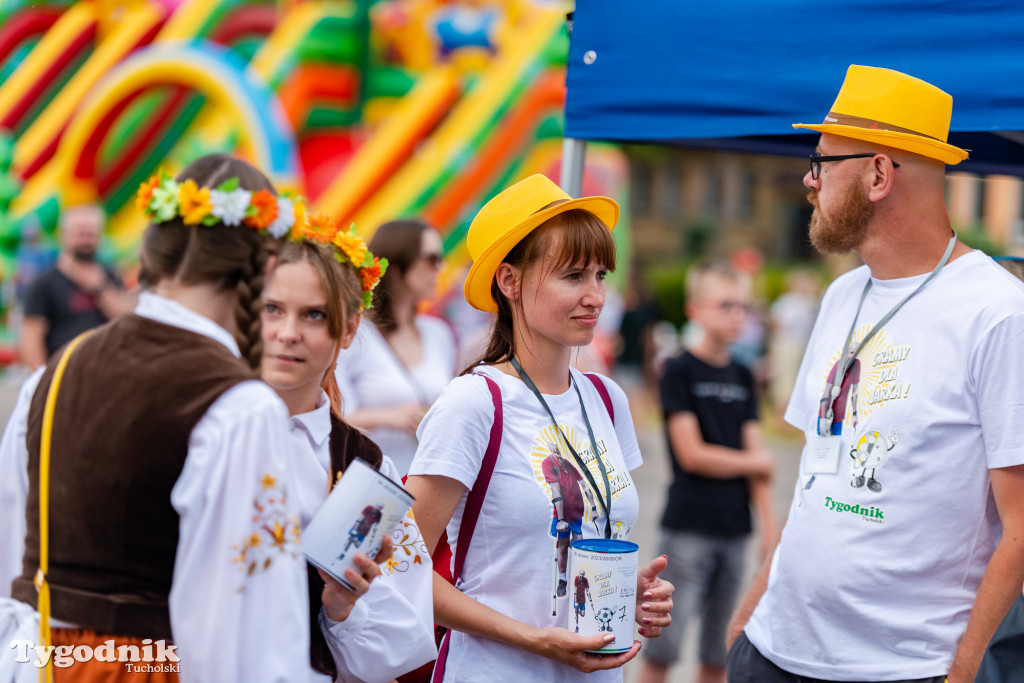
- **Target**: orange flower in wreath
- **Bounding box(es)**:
[303,213,337,243]
[361,257,384,291]
[178,180,212,225]
[245,189,278,229]
[135,175,161,212]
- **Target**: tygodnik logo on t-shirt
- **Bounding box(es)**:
[824,496,885,524]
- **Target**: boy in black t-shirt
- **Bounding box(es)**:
[639,262,777,683]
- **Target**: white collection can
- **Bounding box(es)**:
[302,458,414,591]
[568,539,639,653]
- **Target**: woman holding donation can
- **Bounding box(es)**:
[405,174,674,681]
[0,154,309,682]
[335,219,456,475]
[259,224,436,681]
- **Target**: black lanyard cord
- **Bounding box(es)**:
[509,358,613,539]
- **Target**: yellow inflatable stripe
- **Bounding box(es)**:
[251,1,353,80]
[311,64,459,221]
[157,0,227,41]
[14,3,165,172]
[9,162,61,219]
[350,7,563,233]
[161,1,350,188]
[107,201,148,251]
[0,2,98,124]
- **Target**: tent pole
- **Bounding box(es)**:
[560,137,587,198]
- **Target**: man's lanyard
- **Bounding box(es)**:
[509,358,613,539]
[819,233,957,436]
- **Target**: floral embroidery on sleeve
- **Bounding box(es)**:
[384,510,429,575]
[233,472,302,581]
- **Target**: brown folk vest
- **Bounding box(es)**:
[13,314,255,640]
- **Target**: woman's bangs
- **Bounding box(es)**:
[540,209,617,272]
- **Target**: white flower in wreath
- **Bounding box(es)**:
[150,180,180,222]
[267,196,296,238]
[210,188,253,226]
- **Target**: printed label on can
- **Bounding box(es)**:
[302,458,414,591]
[568,539,638,653]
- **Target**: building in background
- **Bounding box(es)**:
[626,147,1024,267]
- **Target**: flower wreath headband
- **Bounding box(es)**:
[136,171,387,309]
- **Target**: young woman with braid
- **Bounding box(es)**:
[259,237,435,682]
[0,154,310,682]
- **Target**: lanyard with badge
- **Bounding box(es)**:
[805,232,957,474]
[509,357,614,539]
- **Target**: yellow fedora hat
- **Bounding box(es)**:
[464,174,619,313]
[793,65,968,165]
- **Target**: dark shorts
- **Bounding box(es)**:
[726,632,945,683]
[642,529,747,668]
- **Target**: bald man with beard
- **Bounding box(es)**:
[725,66,1024,683]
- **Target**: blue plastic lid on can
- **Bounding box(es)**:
[571,539,639,554]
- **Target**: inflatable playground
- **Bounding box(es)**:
[0,0,630,350]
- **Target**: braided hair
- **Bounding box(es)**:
[138,154,275,367]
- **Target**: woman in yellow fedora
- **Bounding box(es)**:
[405,174,673,681]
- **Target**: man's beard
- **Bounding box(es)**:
[807,178,874,254]
[71,246,97,263]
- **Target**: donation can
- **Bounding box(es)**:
[568,538,639,653]
[302,458,414,591]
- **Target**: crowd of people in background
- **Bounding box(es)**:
[1,62,1022,683]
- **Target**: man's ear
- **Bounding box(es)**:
[495,263,521,302]
[867,154,897,202]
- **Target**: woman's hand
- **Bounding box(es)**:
[530,627,641,673]
[635,555,674,638]
[319,536,394,623]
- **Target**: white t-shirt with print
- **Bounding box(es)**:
[745,251,1024,681]
[335,315,456,475]
[409,365,643,682]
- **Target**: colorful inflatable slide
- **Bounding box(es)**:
[0,0,629,340]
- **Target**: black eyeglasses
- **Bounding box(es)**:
[808,153,900,180]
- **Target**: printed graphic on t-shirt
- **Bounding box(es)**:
[818,325,912,429]
[529,425,635,616]
[815,324,910,516]
[690,381,750,403]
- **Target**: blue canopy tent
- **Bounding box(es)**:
[560,0,1024,192]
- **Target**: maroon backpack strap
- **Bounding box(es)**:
[452,374,502,580]
[431,629,452,683]
[584,373,615,424]
[433,374,502,682]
